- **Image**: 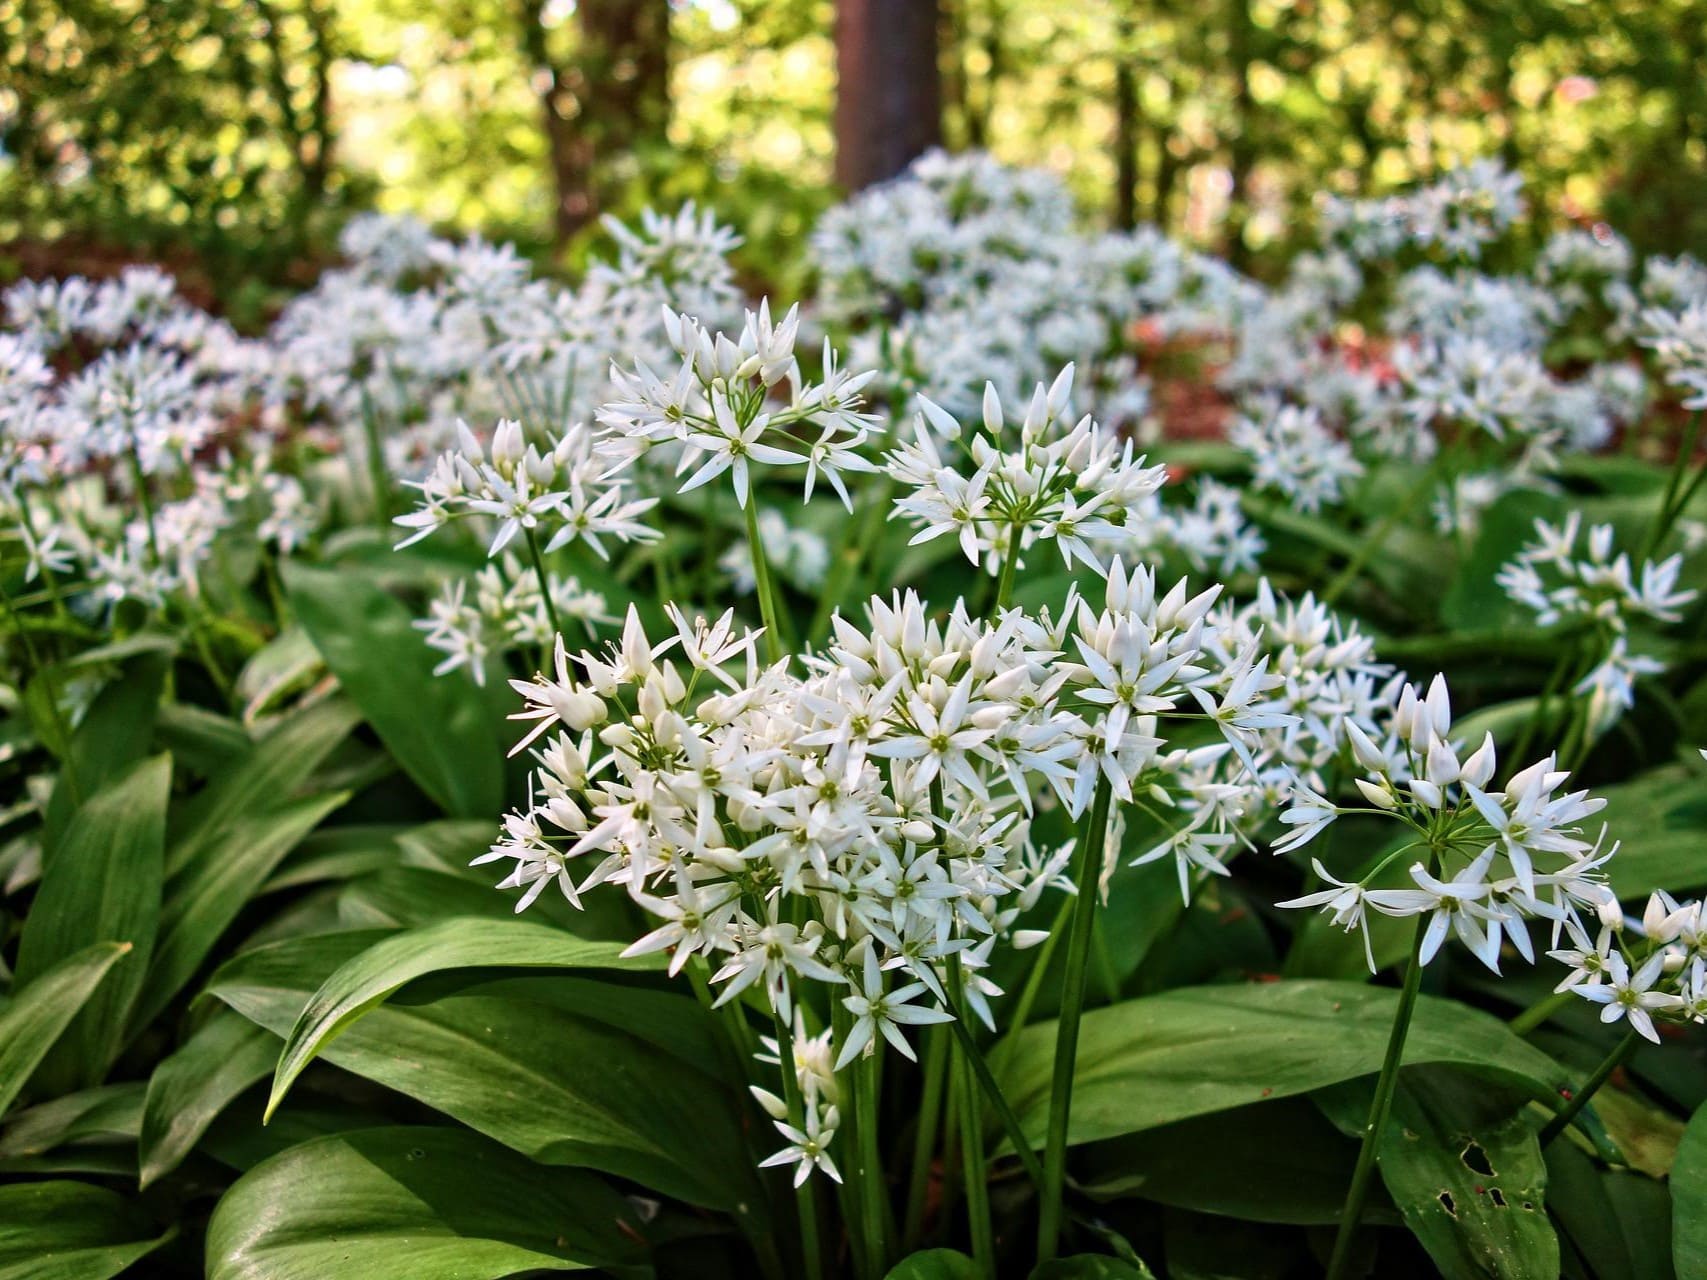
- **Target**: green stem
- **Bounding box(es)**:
[945,1004,1047,1190]
[987,523,1021,621]
[13,489,71,624]
[1509,988,1575,1037]
[1324,906,1432,1280]
[807,477,894,647]
[1641,410,1703,562]
[523,527,564,644]
[772,1011,824,1280]
[744,498,789,665]
[1321,459,1437,606]
[1539,1029,1640,1147]
[1036,776,1114,1264]
[856,1047,889,1278]
[124,435,160,566]
[993,894,1075,1076]
[359,386,392,533]
[902,1026,950,1248]
[950,958,995,1276]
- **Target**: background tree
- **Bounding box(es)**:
[834,0,942,192]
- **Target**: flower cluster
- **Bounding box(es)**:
[1551,890,1707,1043]
[1277,674,1611,973]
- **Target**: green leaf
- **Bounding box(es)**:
[1598,765,1707,899]
[0,1181,172,1280]
[1547,1140,1675,1280]
[886,1249,982,1279]
[266,916,662,1119]
[0,944,132,1119]
[0,1085,144,1161]
[1672,1104,1707,1276]
[1324,1068,1557,1280]
[41,651,168,864]
[206,1127,645,1280]
[16,757,170,1089]
[139,1009,279,1188]
[286,562,506,817]
[1077,1098,1387,1226]
[131,790,348,1033]
[167,697,359,877]
[999,980,1567,1149]
[207,932,761,1212]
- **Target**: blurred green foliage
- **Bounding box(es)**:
[3,0,1703,310]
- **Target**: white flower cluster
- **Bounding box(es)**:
[415,556,614,685]
[1230,401,1363,514]
[479,560,1325,1177]
[885,366,1168,580]
[1320,160,1525,264]
[1552,890,1707,1043]
[1496,515,1696,733]
[1278,674,1612,973]
[598,301,881,510]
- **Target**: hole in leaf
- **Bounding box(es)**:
[1438,1192,1457,1217]
[1490,1188,1508,1208]
[1522,1201,1535,1212]
[1462,1143,1494,1176]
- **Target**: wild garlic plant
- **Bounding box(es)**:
[1496,514,1697,745]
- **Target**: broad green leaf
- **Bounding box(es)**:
[1323,1068,1557,1280]
[886,1249,981,1279]
[0,1085,143,1161]
[1441,488,1565,632]
[286,562,506,816]
[207,932,761,1212]
[41,651,168,864]
[999,981,1568,1149]
[206,1127,646,1280]
[16,757,170,1089]
[139,1009,279,1188]
[167,696,359,876]
[154,702,253,777]
[1547,1140,1675,1280]
[1672,1104,1707,1276]
[0,1181,172,1280]
[1077,1098,1389,1226]
[0,943,131,1118]
[267,916,661,1118]
[131,790,348,1032]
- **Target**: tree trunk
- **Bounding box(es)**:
[835,0,943,193]
[1113,16,1139,231]
[517,0,670,248]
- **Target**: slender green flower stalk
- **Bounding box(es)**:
[1325,899,1432,1280]
[522,526,563,643]
[1036,775,1114,1263]
[1540,1028,1641,1147]
[744,497,789,665]
[950,957,996,1275]
[855,1049,889,1278]
[901,1027,950,1249]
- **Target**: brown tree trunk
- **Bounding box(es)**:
[835,0,943,193]
[1113,16,1139,231]
[518,0,670,248]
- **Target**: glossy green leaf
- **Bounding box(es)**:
[16,757,170,1090]
[286,562,506,816]
[1598,765,1707,899]
[207,932,760,1212]
[0,1181,172,1280]
[167,696,358,877]
[266,916,660,1118]
[0,943,131,1119]
[999,981,1568,1149]
[1547,1140,1675,1280]
[205,1127,645,1280]
[1324,1068,1557,1280]
[1077,1098,1388,1226]
[41,651,168,864]
[1031,1257,1156,1279]
[1672,1104,1707,1276]
[886,1249,981,1279]
[139,1008,280,1188]
[131,790,348,1032]
[0,1085,144,1161]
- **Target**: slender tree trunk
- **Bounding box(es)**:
[1113,16,1139,230]
[517,0,670,248]
[1225,0,1256,266]
[835,0,943,192]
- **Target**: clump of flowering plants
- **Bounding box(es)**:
[1,158,1705,1280]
